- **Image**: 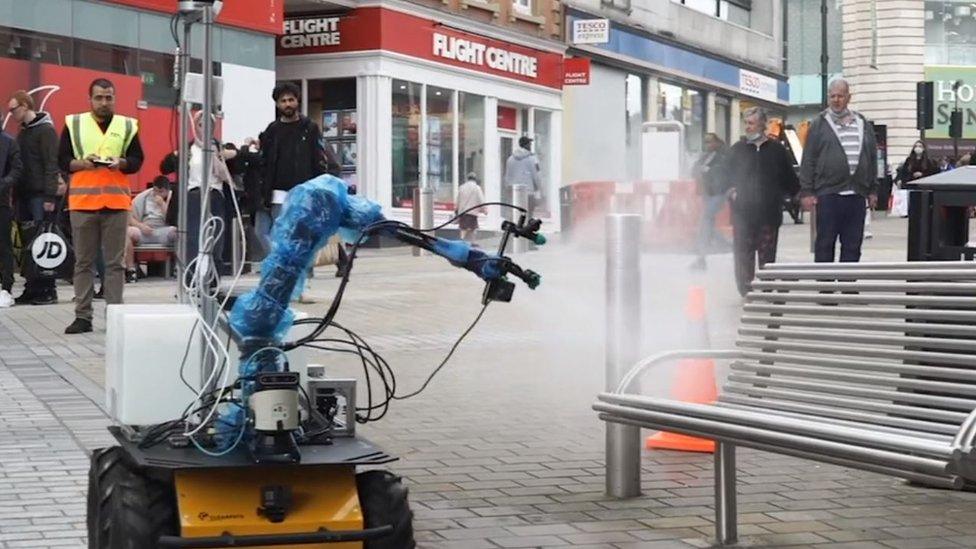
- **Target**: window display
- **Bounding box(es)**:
[392,80,421,208]
[459,92,485,191]
[427,85,455,209]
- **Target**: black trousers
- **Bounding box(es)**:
[733,218,779,297]
[815,193,866,263]
[0,206,13,292]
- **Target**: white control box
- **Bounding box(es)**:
[105,304,203,426]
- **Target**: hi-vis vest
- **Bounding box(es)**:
[65,113,137,211]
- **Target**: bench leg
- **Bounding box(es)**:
[715,441,738,545]
[605,423,642,498]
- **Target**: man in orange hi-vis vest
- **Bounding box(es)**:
[58,78,143,334]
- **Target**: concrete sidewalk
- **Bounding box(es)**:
[4,216,976,548]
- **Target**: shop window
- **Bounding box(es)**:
[74,39,135,75]
[459,92,485,189]
[392,80,422,208]
[658,81,705,153]
[715,96,731,144]
[139,50,177,107]
[671,0,751,24]
[926,1,976,65]
[308,78,357,176]
[0,26,72,65]
[426,85,455,208]
[532,109,552,217]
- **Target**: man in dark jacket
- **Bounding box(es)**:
[799,78,878,263]
[727,107,799,296]
[260,82,340,212]
[7,90,61,304]
[260,82,343,288]
[0,131,23,307]
[691,132,730,270]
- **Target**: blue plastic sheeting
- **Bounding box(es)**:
[229,175,384,344]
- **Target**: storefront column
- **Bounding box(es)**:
[646,76,660,122]
[356,74,393,209]
[549,109,563,231]
[729,98,741,142]
[706,91,717,134]
[484,96,502,231]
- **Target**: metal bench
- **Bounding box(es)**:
[593,261,976,545]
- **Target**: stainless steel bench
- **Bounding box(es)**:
[594,261,976,545]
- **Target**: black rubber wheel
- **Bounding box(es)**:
[87,446,178,549]
[357,470,415,549]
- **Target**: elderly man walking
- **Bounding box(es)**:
[800,78,878,263]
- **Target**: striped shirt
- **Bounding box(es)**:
[826,114,863,176]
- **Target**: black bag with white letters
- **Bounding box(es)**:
[20,220,75,281]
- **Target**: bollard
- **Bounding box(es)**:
[419,186,434,256]
[512,185,530,254]
[412,188,422,257]
[605,213,642,498]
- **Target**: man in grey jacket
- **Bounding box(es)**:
[504,136,542,215]
[799,79,878,263]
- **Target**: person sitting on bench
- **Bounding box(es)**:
[125,176,176,281]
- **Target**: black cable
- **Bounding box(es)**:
[431,202,525,231]
[393,303,489,401]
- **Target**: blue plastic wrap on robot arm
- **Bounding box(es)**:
[228,174,511,347]
[228,175,381,344]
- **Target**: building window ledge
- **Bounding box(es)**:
[510,9,546,26]
[457,0,501,17]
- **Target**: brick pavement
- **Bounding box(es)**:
[4,217,976,548]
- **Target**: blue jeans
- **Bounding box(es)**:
[815,193,867,263]
[253,208,273,256]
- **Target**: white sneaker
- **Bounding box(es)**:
[0,290,13,308]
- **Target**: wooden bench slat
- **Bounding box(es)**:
[717,395,958,436]
[722,384,969,423]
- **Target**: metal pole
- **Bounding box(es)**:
[820,0,828,111]
[176,19,192,303]
[199,4,217,388]
[419,186,434,256]
[512,185,529,254]
[714,442,738,545]
[412,187,421,257]
[605,213,642,498]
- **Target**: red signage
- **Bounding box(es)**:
[277,8,564,90]
[102,1,283,35]
[497,106,518,131]
[563,57,591,86]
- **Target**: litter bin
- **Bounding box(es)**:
[905,166,976,261]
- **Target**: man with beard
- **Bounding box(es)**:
[259,82,343,291]
[59,78,143,334]
[726,107,799,297]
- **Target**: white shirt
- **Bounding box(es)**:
[187,143,227,192]
[456,180,486,215]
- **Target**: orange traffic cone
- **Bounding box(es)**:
[645,285,717,453]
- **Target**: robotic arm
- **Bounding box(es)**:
[222,175,542,462]
[228,175,541,347]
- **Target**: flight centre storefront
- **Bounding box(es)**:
[276,6,566,231]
